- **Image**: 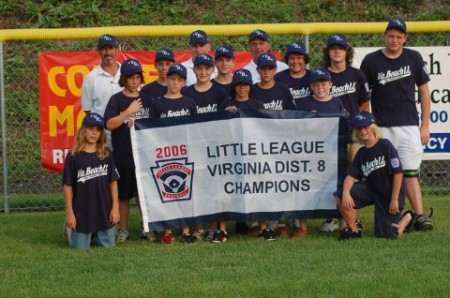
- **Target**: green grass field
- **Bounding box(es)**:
[0,196,449,297]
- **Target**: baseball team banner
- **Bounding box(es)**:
[131,111,347,231]
[39,50,255,172]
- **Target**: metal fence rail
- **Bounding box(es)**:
[1,24,449,212]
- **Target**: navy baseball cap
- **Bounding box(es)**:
[82,113,104,127]
[215,45,234,58]
[193,53,214,67]
[310,68,331,82]
[121,59,143,76]
[155,48,175,62]
[386,19,407,33]
[167,63,187,80]
[327,34,348,47]
[97,34,117,49]
[248,29,270,42]
[189,30,209,45]
[232,69,253,86]
[285,42,307,56]
[352,112,376,128]
[257,53,277,68]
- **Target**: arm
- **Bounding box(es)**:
[418,82,431,145]
[359,101,370,112]
[389,172,403,215]
[106,98,143,131]
[341,175,357,211]
[109,180,120,224]
[64,184,77,230]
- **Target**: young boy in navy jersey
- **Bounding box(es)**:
[220,68,264,111]
[319,34,371,233]
[182,53,227,241]
[275,41,312,106]
[296,68,346,237]
[141,48,175,99]
[104,59,153,243]
[63,113,119,249]
[297,68,345,113]
[252,53,296,111]
[212,45,235,97]
[150,64,197,244]
[336,112,414,240]
[360,19,433,231]
[249,52,296,238]
[183,53,227,115]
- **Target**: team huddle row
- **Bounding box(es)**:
[63,19,433,249]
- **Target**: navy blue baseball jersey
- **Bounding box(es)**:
[140,81,167,99]
[150,95,197,119]
[296,95,344,113]
[63,150,119,233]
[252,81,296,110]
[212,79,233,98]
[328,67,370,118]
[349,138,405,206]
[360,48,430,127]
[104,92,152,169]
[182,84,227,114]
[274,69,312,106]
[220,97,265,111]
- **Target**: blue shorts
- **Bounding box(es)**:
[70,226,116,250]
[337,181,404,239]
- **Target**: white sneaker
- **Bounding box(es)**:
[116,230,129,243]
[319,218,338,233]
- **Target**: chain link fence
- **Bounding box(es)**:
[1,30,449,212]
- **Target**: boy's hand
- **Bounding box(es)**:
[225,105,238,112]
[66,212,77,230]
[389,200,399,215]
[127,98,143,115]
[342,193,355,211]
[110,209,120,224]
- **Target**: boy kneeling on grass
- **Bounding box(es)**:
[336,112,415,240]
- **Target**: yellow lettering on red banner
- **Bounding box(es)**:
[48,105,86,137]
[143,64,158,83]
[48,66,66,97]
[67,65,90,97]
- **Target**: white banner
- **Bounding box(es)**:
[354,46,450,160]
[131,111,346,231]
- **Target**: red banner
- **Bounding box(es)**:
[39,50,274,172]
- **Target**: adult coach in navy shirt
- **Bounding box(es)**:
[360,19,433,231]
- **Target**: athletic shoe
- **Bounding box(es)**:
[401,210,418,233]
[339,228,362,241]
[192,230,205,241]
[161,233,175,245]
[141,231,157,242]
[277,226,290,238]
[319,218,339,233]
[180,233,196,244]
[211,231,228,243]
[116,230,129,243]
[258,229,276,241]
[415,214,433,231]
[355,219,364,231]
[291,227,307,239]
[204,230,215,241]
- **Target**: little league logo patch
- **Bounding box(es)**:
[151,158,194,203]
